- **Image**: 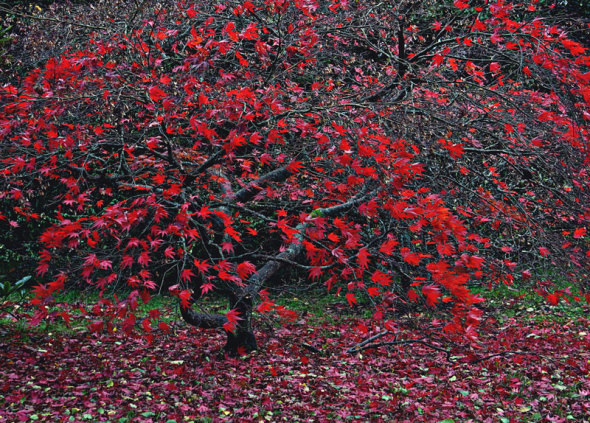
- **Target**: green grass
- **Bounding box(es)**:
[2,278,587,344]
[0,289,180,341]
[472,281,589,324]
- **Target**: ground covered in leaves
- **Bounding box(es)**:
[1,301,589,422]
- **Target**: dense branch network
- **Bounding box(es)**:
[0,0,587,353]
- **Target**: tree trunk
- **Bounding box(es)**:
[224,295,257,355]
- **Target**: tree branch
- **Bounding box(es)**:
[179,305,227,329]
[243,190,375,298]
[232,166,292,203]
[345,330,390,354]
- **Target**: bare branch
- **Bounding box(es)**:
[0,5,108,30]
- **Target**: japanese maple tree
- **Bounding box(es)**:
[0,0,587,354]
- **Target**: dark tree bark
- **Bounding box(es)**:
[224,295,257,354]
[178,190,375,356]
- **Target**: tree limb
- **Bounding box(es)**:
[232,166,292,203]
[179,305,227,329]
[244,190,376,298]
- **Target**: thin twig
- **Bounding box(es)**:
[345,330,390,353]
[467,350,539,365]
[0,6,108,31]
[347,334,454,362]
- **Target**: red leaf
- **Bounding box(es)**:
[490,62,501,74]
[257,300,274,313]
[546,292,559,305]
[221,241,235,253]
[437,243,455,256]
[357,248,370,270]
[490,31,504,45]
[237,261,256,280]
[422,284,441,306]
[225,226,242,242]
[453,0,469,9]
[432,54,445,67]
[181,268,195,282]
[142,318,152,332]
[179,290,192,309]
[472,18,486,31]
[460,254,484,269]
[446,143,464,159]
[241,22,259,40]
[193,259,211,274]
[148,86,166,102]
[367,286,381,297]
[407,289,420,302]
[138,251,151,267]
[332,121,347,135]
[197,206,213,219]
[223,308,242,333]
[379,237,399,255]
[401,248,430,266]
[286,160,304,174]
[89,320,104,333]
[164,246,175,259]
[309,266,323,280]
[226,308,242,323]
[224,22,239,42]
[200,283,214,295]
[158,321,170,333]
[371,270,392,287]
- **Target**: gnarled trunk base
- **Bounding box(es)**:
[180,294,258,356]
[224,296,257,356]
[224,329,257,355]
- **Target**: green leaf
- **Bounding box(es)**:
[310,209,323,218]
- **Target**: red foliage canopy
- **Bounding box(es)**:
[0,0,587,353]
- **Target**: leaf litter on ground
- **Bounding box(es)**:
[1,301,589,422]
